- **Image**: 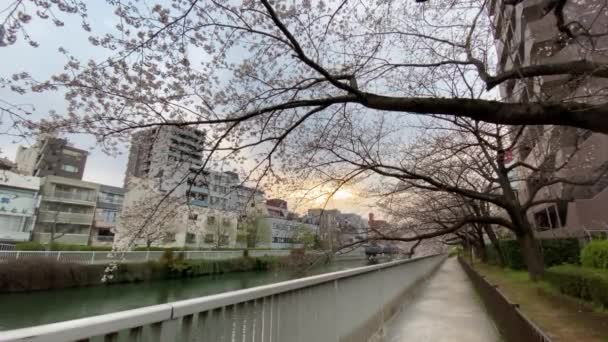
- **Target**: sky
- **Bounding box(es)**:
[0,2,380,217]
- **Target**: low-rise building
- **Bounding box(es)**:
[33,175,99,245]
[266,199,318,249]
[0,172,40,242]
[116,177,238,249]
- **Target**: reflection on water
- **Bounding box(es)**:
[0,259,369,330]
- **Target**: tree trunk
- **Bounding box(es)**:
[483,224,506,267]
[516,228,544,281]
[474,243,487,263]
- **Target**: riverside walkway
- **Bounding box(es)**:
[0,255,503,342]
[380,257,501,342]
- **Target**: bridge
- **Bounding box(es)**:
[0,255,503,342]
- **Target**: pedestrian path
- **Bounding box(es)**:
[380,257,501,342]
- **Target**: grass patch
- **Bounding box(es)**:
[473,262,608,342]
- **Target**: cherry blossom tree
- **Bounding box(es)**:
[1,0,607,277]
[288,114,606,279]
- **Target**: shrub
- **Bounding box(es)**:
[0,258,105,292]
[545,265,608,308]
[541,238,581,267]
[15,242,113,251]
[580,240,608,269]
[14,242,46,251]
[485,238,580,269]
[448,247,462,257]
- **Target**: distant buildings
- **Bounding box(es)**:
[264,199,317,249]
[306,208,369,249]
[0,172,40,242]
[16,136,88,180]
[5,130,354,252]
[5,137,125,246]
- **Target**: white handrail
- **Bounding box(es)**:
[0,254,445,342]
[0,249,291,264]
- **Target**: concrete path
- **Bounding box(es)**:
[380,258,501,342]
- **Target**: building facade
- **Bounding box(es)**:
[116,177,239,249]
[265,199,317,249]
[91,184,125,246]
[16,137,88,180]
[33,175,99,245]
[124,126,205,187]
[490,0,608,238]
[0,172,40,242]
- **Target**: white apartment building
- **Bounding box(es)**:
[0,172,40,242]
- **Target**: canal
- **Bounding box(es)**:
[0,259,370,330]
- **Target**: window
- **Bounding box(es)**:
[204,234,214,243]
[98,209,118,223]
[61,164,79,173]
[62,149,83,159]
[207,216,216,225]
[186,232,196,244]
[219,234,229,246]
[99,192,123,204]
[222,218,231,226]
[533,205,561,231]
[188,213,198,221]
[163,233,176,243]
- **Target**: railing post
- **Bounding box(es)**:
[15,251,20,260]
[91,251,96,264]
[56,251,61,261]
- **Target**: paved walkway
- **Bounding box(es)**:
[380,258,501,342]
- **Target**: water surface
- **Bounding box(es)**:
[0,259,369,330]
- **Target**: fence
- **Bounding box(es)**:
[0,249,291,265]
[458,257,552,342]
[0,244,15,251]
[0,254,445,342]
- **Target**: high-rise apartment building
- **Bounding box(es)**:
[490,0,608,238]
[124,126,205,187]
[16,137,88,180]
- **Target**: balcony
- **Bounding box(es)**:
[190,185,209,193]
[33,233,90,245]
[38,211,94,225]
[0,230,31,242]
[45,190,96,205]
[189,199,208,208]
[94,218,116,228]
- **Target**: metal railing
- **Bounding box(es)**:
[38,211,94,225]
[458,257,552,342]
[0,244,15,251]
[50,190,96,202]
[584,229,608,242]
[0,250,253,265]
[0,254,444,342]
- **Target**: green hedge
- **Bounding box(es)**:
[545,265,608,308]
[15,242,113,251]
[580,240,608,269]
[486,238,581,269]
